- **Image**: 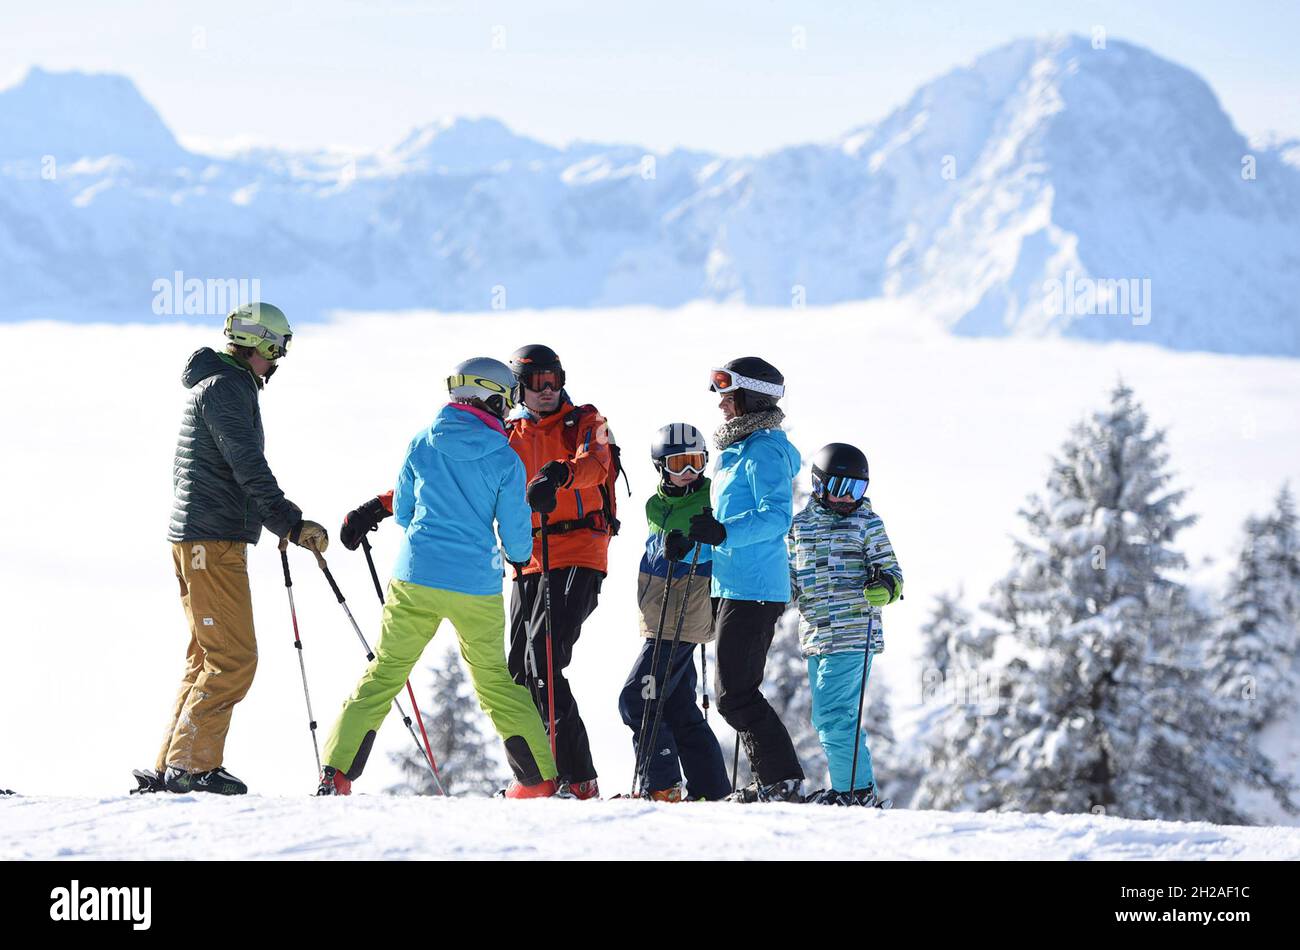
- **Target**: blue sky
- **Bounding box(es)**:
[3,1,1297,155]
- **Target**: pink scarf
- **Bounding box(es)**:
[447,401,507,436]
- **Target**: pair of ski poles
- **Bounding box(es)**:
[514,513,560,767]
[629,522,706,799]
[278,534,446,795]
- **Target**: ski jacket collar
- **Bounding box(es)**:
[510,397,577,431]
[446,401,507,436]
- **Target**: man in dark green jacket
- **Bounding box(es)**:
[143,303,327,796]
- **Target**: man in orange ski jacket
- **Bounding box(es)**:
[501,344,617,799]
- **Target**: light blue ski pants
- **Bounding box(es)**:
[808,650,874,792]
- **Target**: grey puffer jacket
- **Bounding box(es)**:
[167,348,301,544]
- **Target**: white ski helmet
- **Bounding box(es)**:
[447,357,516,419]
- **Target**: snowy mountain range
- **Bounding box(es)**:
[3,34,1298,356]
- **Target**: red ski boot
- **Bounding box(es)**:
[504,778,557,799]
[316,766,351,797]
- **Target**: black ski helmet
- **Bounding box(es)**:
[509,344,566,397]
[811,442,870,514]
[509,343,563,377]
[710,356,785,414]
[651,422,708,471]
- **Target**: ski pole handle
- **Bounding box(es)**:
[279,536,293,588]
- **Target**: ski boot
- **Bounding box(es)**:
[502,777,557,799]
[164,765,248,796]
[725,778,803,803]
[131,768,166,794]
[556,779,600,800]
[804,788,836,805]
[845,785,893,809]
[648,783,683,803]
[316,766,351,797]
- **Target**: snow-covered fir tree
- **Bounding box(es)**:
[915,384,1292,822]
[388,647,507,797]
[908,591,1002,809]
[1208,484,1300,727]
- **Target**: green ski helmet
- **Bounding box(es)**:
[224,302,293,361]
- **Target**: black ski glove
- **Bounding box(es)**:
[340,496,392,551]
[687,509,726,547]
[527,461,569,514]
[664,529,695,562]
[526,478,557,514]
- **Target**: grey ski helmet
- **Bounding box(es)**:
[447,357,516,419]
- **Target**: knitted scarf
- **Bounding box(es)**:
[713,407,786,451]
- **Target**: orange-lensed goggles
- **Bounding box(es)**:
[520,369,564,392]
[710,369,740,393]
[663,452,708,475]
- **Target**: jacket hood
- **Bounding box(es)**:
[182,347,257,390]
[427,402,511,461]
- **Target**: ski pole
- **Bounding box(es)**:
[638,539,703,798]
[700,643,710,721]
[360,535,385,602]
[731,736,740,792]
[279,537,322,776]
[849,568,882,797]
[630,556,678,796]
[538,513,558,761]
[314,546,447,796]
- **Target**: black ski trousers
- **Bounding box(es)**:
[509,566,603,783]
[713,597,804,785]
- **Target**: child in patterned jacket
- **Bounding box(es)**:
[787,443,903,806]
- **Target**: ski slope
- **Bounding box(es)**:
[3,795,1297,861]
[1,302,1297,820]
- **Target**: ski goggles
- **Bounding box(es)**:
[446,373,516,410]
[260,330,292,361]
[230,318,292,360]
[709,368,784,399]
[662,451,708,475]
[519,368,565,392]
[812,472,868,501]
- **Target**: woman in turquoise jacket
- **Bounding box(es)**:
[685,357,805,803]
[318,358,559,799]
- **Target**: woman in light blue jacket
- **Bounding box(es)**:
[685,357,804,803]
[319,358,558,799]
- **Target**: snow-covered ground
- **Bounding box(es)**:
[1,303,1297,840]
[4,795,1297,861]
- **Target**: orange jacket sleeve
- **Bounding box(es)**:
[565,411,613,491]
[378,489,394,514]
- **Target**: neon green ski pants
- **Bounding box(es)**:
[323,578,556,784]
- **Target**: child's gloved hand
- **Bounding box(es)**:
[864,573,902,606]
[664,529,695,562]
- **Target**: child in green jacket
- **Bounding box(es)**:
[616,424,731,801]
